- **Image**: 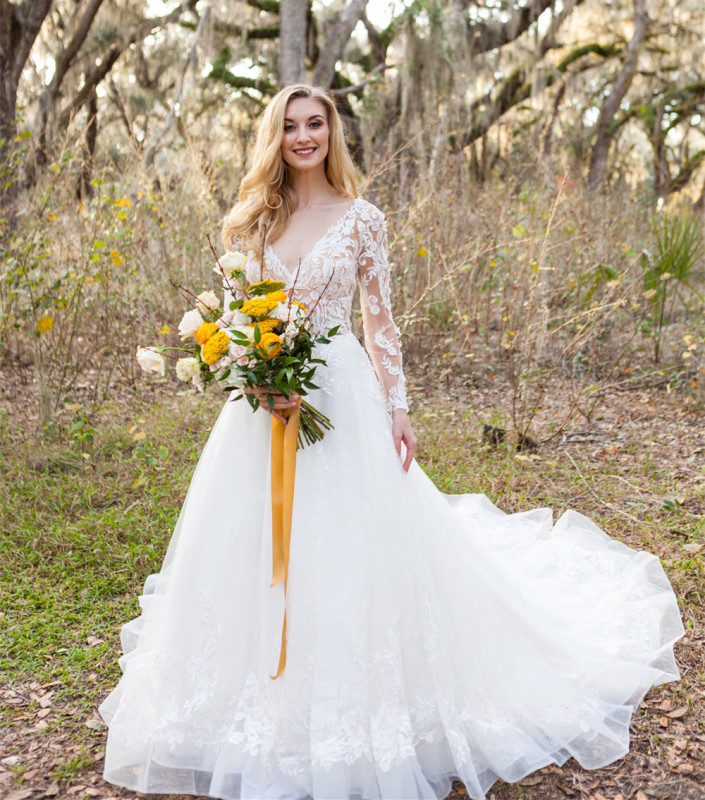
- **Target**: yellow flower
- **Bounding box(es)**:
[241,296,279,319]
[195,322,218,345]
[202,331,230,365]
[256,332,283,359]
[159,325,171,335]
[248,279,285,296]
[248,318,281,334]
[266,290,287,304]
[37,315,54,334]
[292,300,307,313]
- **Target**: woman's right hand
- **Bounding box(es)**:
[243,387,301,424]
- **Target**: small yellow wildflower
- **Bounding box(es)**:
[241,296,279,319]
[159,325,171,335]
[195,321,218,345]
[37,315,54,334]
[292,300,307,313]
[248,318,281,334]
[256,332,283,359]
[202,331,230,365]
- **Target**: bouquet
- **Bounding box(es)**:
[136,249,339,448]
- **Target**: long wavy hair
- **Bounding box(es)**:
[221,85,358,260]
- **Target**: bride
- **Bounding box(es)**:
[99,85,684,800]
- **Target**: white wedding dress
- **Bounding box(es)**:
[100,198,684,800]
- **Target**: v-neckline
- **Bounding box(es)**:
[266,198,360,277]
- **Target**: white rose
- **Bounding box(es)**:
[273,302,291,322]
[136,347,166,377]
[196,290,220,313]
[175,357,200,382]
[178,308,203,339]
[215,250,247,278]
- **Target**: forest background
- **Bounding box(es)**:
[1,1,704,799]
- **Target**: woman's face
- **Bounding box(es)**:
[280,97,330,172]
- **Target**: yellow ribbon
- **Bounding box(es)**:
[269,401,301,679]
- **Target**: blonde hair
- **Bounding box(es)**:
[221,85,358,260]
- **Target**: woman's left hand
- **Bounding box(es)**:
[392,409,417,472]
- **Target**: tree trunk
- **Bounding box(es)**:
[33,0,107,168]
[77,90,98,200]
[0,0,53,223]
[651,103,670,198]
[586,0,647,192]
[312,0,367,89]
[279,0,308,85]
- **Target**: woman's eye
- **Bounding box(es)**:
[284,125,294,131]
[310,121,321,128]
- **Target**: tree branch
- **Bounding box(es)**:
[587,0,648,192]
[34,0,108,152]
[312,0,368,89]
[466,0,554,54]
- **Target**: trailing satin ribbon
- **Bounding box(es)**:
[269,399,301,679]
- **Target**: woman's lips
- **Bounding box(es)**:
[293,148,316,156]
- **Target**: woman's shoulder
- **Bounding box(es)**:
[352,197,386,228]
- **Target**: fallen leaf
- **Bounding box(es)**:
[5,790,34,800]
[659,715,670,728]
[84,717,104,731]
[44,781,60,797]
[636,791,649,800]
[666,705,688,719]
[519,774,543,786]
[36,707,51,719]
[85,636,104,647]
[676,763,694,774]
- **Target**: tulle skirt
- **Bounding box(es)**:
[99,332,683,800]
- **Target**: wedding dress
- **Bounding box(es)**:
[100,198,684,800]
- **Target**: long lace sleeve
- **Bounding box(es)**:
[357,208,409,413]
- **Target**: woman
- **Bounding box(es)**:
[100,85,684,800]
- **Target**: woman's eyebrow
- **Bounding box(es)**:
[284,114,325,122]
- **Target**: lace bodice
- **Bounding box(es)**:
[225,198,408,412]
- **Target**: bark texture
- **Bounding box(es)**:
[279,0,308,85]
[312,0,367,89]
[587,0,648,192]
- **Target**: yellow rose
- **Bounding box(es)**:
[266,290,287,304]
[256,332,283,359]
[195,321,218,345]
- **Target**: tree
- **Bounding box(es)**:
[0,0,53,218]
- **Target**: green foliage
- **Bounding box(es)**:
[639,212,705,362]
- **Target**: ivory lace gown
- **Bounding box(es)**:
[100,198,683,800]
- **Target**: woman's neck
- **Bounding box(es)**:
[288,166,340,208]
